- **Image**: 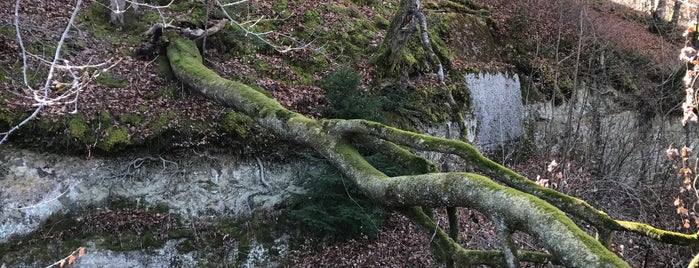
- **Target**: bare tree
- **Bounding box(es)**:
[1,0,118,145]
[653,0,669,21]
[109,0,140,25]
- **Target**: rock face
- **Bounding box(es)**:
[524,83,684,185]
[466,72,524,149]
[0,146,303,266]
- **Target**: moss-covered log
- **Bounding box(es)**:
[325,119,619,229]
[167,37,631,267]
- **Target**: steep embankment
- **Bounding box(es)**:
[0,0,694,267]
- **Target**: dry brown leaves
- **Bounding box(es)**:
[482,0,678,66]
[86,208,176,237]
[287,208,551,267]
[287,212,436,267]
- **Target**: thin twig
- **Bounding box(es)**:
[17,182,82,210]
[3,0,85,143]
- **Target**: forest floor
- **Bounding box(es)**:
[0,0,695,267]
[289,0,693,267]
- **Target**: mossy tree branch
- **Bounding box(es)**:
[399,207,560,266]
[167,37,633,267]
[616,221,699,246]
[325,119,618,228]
[324,119,699,248]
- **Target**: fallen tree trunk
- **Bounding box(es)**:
[167,37,629,267]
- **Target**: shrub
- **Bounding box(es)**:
[286,156,386,240]
[321,68,385,122]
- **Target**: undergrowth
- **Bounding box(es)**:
[320,68,385,122]
[286,155,386,240]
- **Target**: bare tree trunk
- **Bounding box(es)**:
[653,0,668,21]
[380,0,418,76]
[670,0,682,26]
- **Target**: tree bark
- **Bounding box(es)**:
[653,0,668,21]
[671,0,682,26]
[167,37,630,267]
[379,0,418,76]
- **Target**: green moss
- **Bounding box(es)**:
[332,141,387,179]
[159,86,182,99]
[78,3,126,44]
[249,57,273,76]
[155,53,176,80]
[101,230,163,251]
[347,0,379,5]
[95,71,129,88]
[36,117,60,132]
[81,3,111,37]
[99,111,113,126]
[119,114,143,126]
[374,15,390,30]
[301,9,322,28]
[167,38,297,119]
[0,112,13,130]
[328,4,349,13]
[97,126,130,151]
[272,0,289,13]
[0,23,15,38]
[220,111,252,138]
[138,105,150,113]
[288,65,313,85]
[0,100,24,128]
[375,16,439,77]
[67,114,89,140]
[148,112,176,136]
[78,2,169,50]
[617,220,699,245]
[169,1,206,25]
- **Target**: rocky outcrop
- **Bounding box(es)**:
[0,146,304,266]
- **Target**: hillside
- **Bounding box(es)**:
[0,0,697,267]
[0,0,684,148]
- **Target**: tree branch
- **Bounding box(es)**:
[167,37,628,267]
[326,119,699,247]
[326,119,619,229]
[400,207,560,266]
[2,0,86,144]
[493,216,520,268]
[617,220,699,246]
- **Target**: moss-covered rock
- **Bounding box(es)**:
[0,200,182,267]
[97,126,130,151]
[221,111,253,138]
[67,114,89,140]
[95,71,129,88]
